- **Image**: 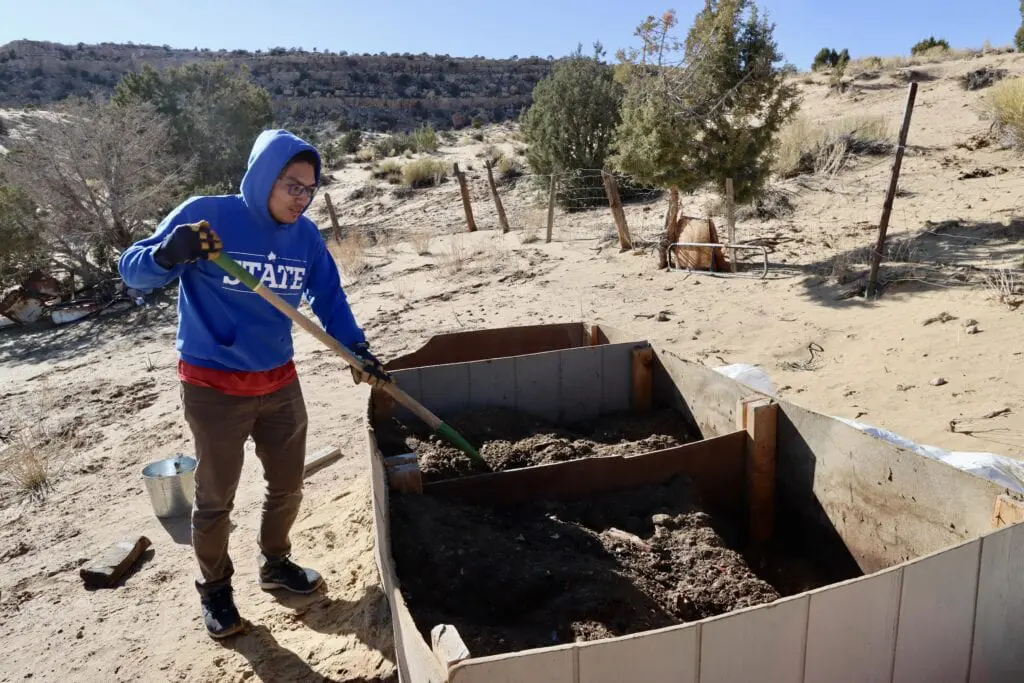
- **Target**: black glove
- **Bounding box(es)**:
[153,220,223,269]
[348,341,392,386]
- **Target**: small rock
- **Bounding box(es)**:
[651,514,672,527]
[930,377,948,387]
[964,319,978,327]
[656,311,670,322]
[966,325,979,335]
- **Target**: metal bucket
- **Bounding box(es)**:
[141,454,197,518]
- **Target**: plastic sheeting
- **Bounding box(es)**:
[714,363,1024,495]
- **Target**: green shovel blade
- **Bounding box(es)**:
[435,422,485,466]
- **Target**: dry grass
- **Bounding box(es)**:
[987,78,1024,150]
[983,267,1024,309]
[328,232,370,282]
[408,231,432,255]
[394,276,414,301]
[0,433,51,501]
[355,148,376,163]
[371,159,403,184]
[402,158,448,188]
[441,234,467,275]
[775,116,891,178]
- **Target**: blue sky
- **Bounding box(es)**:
[0,0,1018,70]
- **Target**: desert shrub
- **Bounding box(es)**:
[987,78,1024,149]
[774,116,891,178]
[521,45,623,209]
[373,132,414,158]
[496,156,523,182]
[355,147,376,163]
[911,36,950,55]
[402,158,448,188]
[410,124,438,153]
[341,130,362,154]
[371,159,403,183]
[113,62,272,193]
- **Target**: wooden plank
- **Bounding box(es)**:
[432,623,471,670]
[450,645,576,683]
[892,540,981,683]
[388,367,424,423]
[777,400,1005,574]
[79,535,152,589]
[969,524,1024,682]
[739,398,777,546]
[699,596,809,683]
[599,342,632,415]
[803,568,903,683]
[991,493,1024,528]
[419,363,471,417]
[385,454,423,494]
[468,357,517,410]
[424,430,747,518]
[303,445,342,477]
[577,625,698,683]
[630,346,654,412]
[560,346,603,422]
[513,350,561,422]
[589,323,601,346]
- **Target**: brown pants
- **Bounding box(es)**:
[180,379,308,595]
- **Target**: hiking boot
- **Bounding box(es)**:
[200,585,244,640]
[258,554,324,594]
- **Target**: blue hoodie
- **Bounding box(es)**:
[118,129,366,372]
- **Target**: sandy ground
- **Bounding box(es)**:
[2,50,1024,682]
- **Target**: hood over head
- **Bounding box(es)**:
[240,129,322,227]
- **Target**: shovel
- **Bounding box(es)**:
[211,253,485,466]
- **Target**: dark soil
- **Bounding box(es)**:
[375,406,697,482]
[390,475,781,657]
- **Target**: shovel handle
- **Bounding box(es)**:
[212,254,443,431]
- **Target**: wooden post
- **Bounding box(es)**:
[659,186,680,270]
[631,346,654,412]
[384,453,422,494]
[545,174,556,243]
[725,178,737,273]
[453,162,477,233]
[323,192,343,244]
[737,397,778,546]
[866,81,918,299]
[601,171,633,251]
[484,160,510,233]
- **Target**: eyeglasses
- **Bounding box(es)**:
[278,176,318,199]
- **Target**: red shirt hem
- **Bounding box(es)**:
[178,359,297,397]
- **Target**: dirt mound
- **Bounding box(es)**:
[390,475,780,657]
[375,407,697,482]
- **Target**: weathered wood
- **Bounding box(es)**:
[866,81,918,298]
[431,623,471,669]
[385,453,423,494]
[631,346,654,412]
[738,397,778,545]
[303,445,342,477]
[991,494,1024,528]
[601,171,632,251]
[425,430,747,519]
[546,174,556,243]
[323,192,343,244]
[725,178,737,273]
[484,160,510,233]
[79,535,151,588]
[589,323,601,346]
[453,163,477,232]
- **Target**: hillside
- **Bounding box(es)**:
[0,39,555,129]
[3,48,1024,682]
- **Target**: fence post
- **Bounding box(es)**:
[659,185,680,270]
[545,174,556,243]
[866,81,918,299]
[453,162,477,233]
[323,192,343,244]
[484,160,510,233]
[725,178,737,273]
[601,171,633,251]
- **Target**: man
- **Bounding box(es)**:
[118,129,391,640]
